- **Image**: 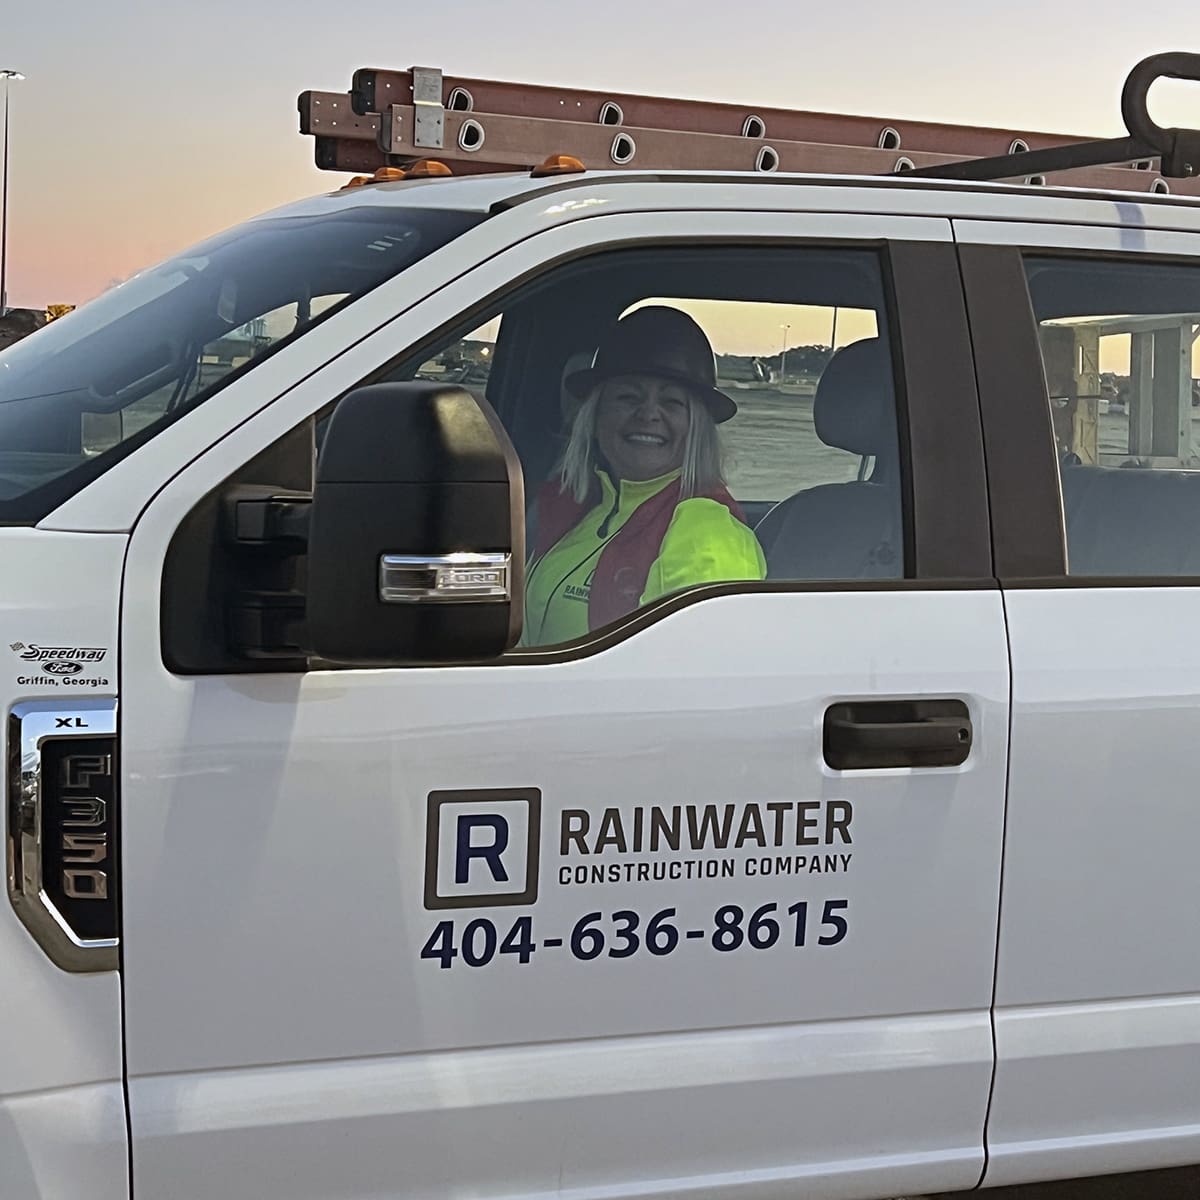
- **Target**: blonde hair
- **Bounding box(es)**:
[558,384,723,503]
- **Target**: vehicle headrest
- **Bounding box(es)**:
[813,338,894,457]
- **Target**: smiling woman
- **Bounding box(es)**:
[523,307,766,645]
[594,376,694,483]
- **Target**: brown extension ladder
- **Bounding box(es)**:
[297,62,1200,196]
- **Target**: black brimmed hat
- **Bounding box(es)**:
[564,306,737,424]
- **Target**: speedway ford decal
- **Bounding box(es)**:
[421,789,852,970]
[9,642,112,691]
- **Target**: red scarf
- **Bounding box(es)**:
[533,475,745,630]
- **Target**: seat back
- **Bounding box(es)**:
[1061,463,1200,576]
[755,339,902,579]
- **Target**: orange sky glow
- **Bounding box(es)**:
[6,1,1200,312]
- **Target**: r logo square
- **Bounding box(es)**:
[424,789,540,910]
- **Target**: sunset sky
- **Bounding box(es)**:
[5,1,1200,311]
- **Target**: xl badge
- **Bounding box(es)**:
[424,789,540,909]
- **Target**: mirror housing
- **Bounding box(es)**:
[306,382,524,664]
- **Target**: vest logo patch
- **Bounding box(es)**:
[562,567,596,604]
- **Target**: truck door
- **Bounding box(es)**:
[117,203,1008,1200]
[959,221,1200,1188]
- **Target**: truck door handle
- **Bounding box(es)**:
[823,700,972,769]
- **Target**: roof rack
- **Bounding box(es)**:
[911,52,1200,183]
[297,53,1200,196]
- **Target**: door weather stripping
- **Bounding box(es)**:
[7,699,119,972]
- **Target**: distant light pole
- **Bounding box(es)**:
[779,323,791,382]
[0,69,26,316]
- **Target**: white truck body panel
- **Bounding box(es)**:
[987,588,1200,1185]
[0,530,127,1199]
[127,1015,985,1200]
[118,587,1009,1199]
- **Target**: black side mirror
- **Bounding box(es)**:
[306,382,524,664]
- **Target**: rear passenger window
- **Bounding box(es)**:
[391,246,908,647]
[1025,257,1200,576]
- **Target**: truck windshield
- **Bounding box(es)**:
[0,204,481,522]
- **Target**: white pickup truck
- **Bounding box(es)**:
[4,54,1200,1200]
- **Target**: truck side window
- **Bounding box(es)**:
[414,317,501,390]
[1025,257,1200,577]
[385,245,908,647]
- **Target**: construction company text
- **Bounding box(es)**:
[556,800,854,887]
